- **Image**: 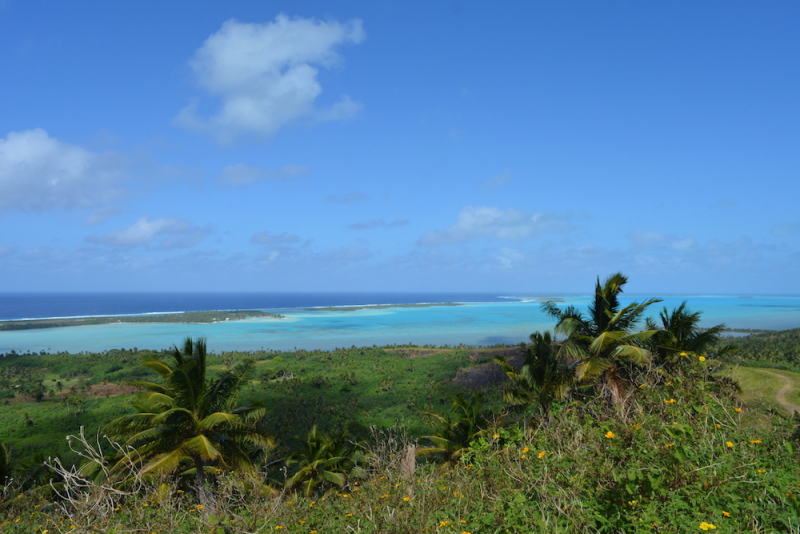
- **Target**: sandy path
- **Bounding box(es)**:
[757,369,800,415]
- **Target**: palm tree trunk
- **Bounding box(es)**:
[193,454,214,512]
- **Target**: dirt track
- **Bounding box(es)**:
[757,369,800,415]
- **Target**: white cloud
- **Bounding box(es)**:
[87,216,210,249]
[0,129,126,212]
[221,163,310,186]
[175,15,364,143]
[84,205,125,226]
[418,206,572,245]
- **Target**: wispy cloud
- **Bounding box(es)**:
[87,216,210,249]
[175,14,365,143]
[324,191,371,204]
[250,231,302,245]
[418,206,572,245]
[348,218,409,230]
[479,172,511,192]
[221,163,310,187]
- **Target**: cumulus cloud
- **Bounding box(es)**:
[250,231,301,245]
[479,172,511,192]
[87,216,210,249]
[418,206,572,245]
[221,163,310,187]
[175,14,364,143]
[348,218,409,230]
[0,129,127,212]
[324,191,370,204]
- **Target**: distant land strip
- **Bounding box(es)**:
[304,302,464,312]
[0,310,283,331]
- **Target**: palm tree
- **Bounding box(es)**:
[494,331,574,419]
[418,392,488,464]
[285,426,354,497]
[646,302,732,373]
[542,273,661,405]
[105,337,273,505]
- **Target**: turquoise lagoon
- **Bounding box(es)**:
[1,295,799,354]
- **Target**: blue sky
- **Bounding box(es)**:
[1,1,798,294]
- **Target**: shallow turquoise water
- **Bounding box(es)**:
[1,295,799,354]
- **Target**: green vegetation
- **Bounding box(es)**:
[0,310,283,331]
[0,273,799,532]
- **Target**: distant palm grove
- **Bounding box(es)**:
[1,273,799,533]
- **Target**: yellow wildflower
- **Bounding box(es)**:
[735,407,743,413]
[757,469,766,473]
[726,441,734,448]
[664,398,676,404]
[493,433,500,439]
[381,494,389,498]
[749,439,762,444]
[538,451,546,459]
[699,356,706,362]
[699,522,717,530]
[722,511,731,517]
[440,520,451,527]
[665,443,674,448]
[605,431,615,439]
[680,352,688,357]
[346,513,353,517]
[196,504,203,510]
[341,494,350,498]
[403,496,410,501]
[522,447,529,453]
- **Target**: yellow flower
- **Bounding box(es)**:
[522,447,529,453]
[298,520,306,524]
[403,496,410,501]
[726,441,734,448]
[538,451,546,459]
[698,356,706,362]
[521,454,527,459]
[735,407,743,413]
[492,433,500,439]
[381,494,389,498]
[757,469,766,473]
[680,352,688,357]
[605,431,615,439]
[749,439,762,444]
[699,522,717,530]
[345,513,353,517]
[716,424,721,429]
[196,504,203,510]
[722,511,731,517]
[341,494,350,498]
[665,443,674,448]
[664,398,676,404]
[440,520,451,527]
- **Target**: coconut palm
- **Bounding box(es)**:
[494,331,574,418]
[285,426,353,497]
[104,337,273,505]
[542,273,662,405]
[418,392,488,464]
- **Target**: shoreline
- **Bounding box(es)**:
[0,309,283,331]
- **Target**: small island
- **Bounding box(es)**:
[0,309,283,331]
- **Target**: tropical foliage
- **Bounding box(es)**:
[104,338,273,503]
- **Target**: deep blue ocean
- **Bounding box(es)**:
[1,292,799,354]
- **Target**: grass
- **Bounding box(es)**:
[720,366,800,416]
